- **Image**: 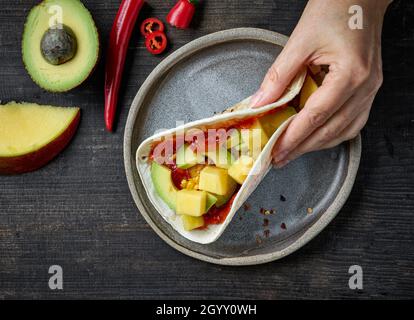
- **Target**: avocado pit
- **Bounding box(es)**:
[40,25,77,65]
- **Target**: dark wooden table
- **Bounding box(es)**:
[0,0,413,299]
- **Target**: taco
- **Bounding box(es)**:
[136,68,310,244]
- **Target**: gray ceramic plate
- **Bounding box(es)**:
[124,28,361,266]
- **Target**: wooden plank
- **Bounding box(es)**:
[0,0,413,299]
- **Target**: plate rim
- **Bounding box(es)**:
[124,27,362,266]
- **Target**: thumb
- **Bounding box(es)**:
[251,41,307,108]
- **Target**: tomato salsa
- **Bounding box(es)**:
[202,192,239,226]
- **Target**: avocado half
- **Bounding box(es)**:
[22,0,99,92]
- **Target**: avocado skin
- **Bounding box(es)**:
[22,0,100,92]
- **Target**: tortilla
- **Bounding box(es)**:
[136,69,306,244]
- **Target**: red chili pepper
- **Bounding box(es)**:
[105,0,145,132]
[166,0,198,29]
[140,17,165,38]
[145,31,168,55]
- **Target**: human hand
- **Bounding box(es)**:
[250,0,392,167]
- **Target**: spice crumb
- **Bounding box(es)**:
[280,223,287,230]
[280,195,286,202]
[263,218,269,227]
[243,203,251,211]
[260,208,275,215]
[255,235,263,244]
[307,207,313,214]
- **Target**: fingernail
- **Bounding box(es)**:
[275,159,290,168]
[274,150,289,163]
[250,89,264,108]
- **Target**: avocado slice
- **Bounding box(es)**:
[22,0,99,92]
[226,129,241,149]
[204,147,235,169]
[206,193,218,212]
[176,143,204,169]
[151,162,178,211]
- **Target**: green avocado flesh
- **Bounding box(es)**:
[176,143,204,169]
[206,193,218,212]
[22,0,99,92]
[151,162,178,211]
[151,163,220,214]
[205,148,234,169]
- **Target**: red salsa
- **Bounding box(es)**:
[165,162,190,190]
[202,192,239,226]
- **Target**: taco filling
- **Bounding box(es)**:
[148,105,299,231]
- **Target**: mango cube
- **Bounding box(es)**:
[299,74,318,109]
[182,215,205,231]
[215,177,238,207]
[176,190,207,217]
[259,107,297,137]
[199,166,229,196]
[240,120,269,159]
[228,155,254,184]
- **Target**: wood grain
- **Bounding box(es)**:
[0,0,413,299]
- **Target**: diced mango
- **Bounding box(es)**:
[240,120,269,160]
[199,166,229,196]
[176,190,207,217]
[299,74,318,109]
[215,177,238,207]
[249,119,269,148]
[182,215,204,231]
[228,155,254,184]
[259,107,297,137]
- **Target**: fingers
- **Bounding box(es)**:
[317,108,370,150]
[277,93,373,161]
[272,69,356,163]
[250,40,308,108]
[275,103,371,167]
